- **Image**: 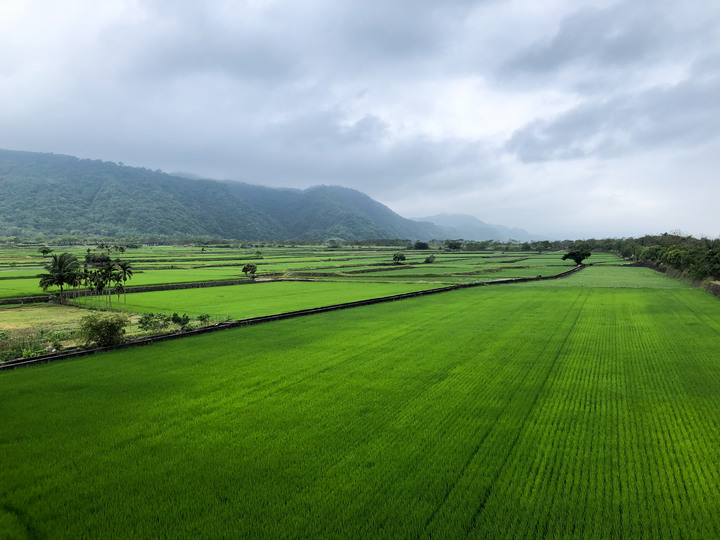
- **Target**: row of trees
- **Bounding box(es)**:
[540,233,719,281]
[613,234,720,281]
[37,246,134,309]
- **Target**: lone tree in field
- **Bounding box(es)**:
[242,263,258,279]
[562,250,592,265]
[392,252,406,264]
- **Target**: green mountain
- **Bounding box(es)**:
[0,149,449,241]
[222,182,445,241]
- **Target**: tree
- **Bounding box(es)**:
[562,250,592,265]
[77,313,129,347]
[171,312,191,330]
[413,241,429,250]
[116,260,133,310]
[98,259,119,310]
[38,246,53,257]
[38,252,81,302]
[138,313,171,332]
[83,250,111,308]
[392,252,406,264]
[445,240,462,250]
[242,263,258,279]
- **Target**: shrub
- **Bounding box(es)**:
[138,313,171,332]
[77,313,129,347]
[424,255,436,264]
[171,312,190,330]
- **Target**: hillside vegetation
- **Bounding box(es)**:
[0,149,449,242]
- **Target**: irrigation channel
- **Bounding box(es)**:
[0,265,587,370]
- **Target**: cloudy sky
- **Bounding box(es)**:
[1,0,719,238]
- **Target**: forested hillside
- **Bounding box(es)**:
[0,149,450,241]
[223,183,444,241]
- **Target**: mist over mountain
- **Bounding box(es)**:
[415,214,544,242]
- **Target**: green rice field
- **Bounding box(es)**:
[2,263,720,537]
[100,281,440,319]
[0,247,582,298]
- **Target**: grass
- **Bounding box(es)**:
[96,281,440,319]
[0,249,618,298]
[2,265,720,537]
[0,304,90,336]
[519,264,692,289]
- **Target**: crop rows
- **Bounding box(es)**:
[2,268,720,537]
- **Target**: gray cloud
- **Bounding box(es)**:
[503,5,667,74]
[506,65,720,162]
[1,0,719,238]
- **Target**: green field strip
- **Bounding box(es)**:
[518,264,692,289]
[0,279,49,298]
[105,281,439,319]
[0,270,42,279]
[477,265,571,278]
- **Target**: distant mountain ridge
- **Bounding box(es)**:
[415,213,543,242]
[0,149,537,241]
[0,149,451,241]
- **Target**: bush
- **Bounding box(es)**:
[77,313,129,347]
[424,255,436,264]
[138,313,171,332]
[171,312,190,330]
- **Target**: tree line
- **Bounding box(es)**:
[612,234,720,281]
[37,244,134,309]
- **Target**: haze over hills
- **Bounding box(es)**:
[0,149,539,241]
[416,214,544,242]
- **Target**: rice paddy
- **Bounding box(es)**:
[2,261,720,537]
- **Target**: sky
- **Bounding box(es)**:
[1,0,719,239]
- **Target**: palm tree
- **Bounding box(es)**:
[99,259,118,310]
[37,253,81,303]
[94,270,107,309]
[116,260,133,310]
[67,267,82,302]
